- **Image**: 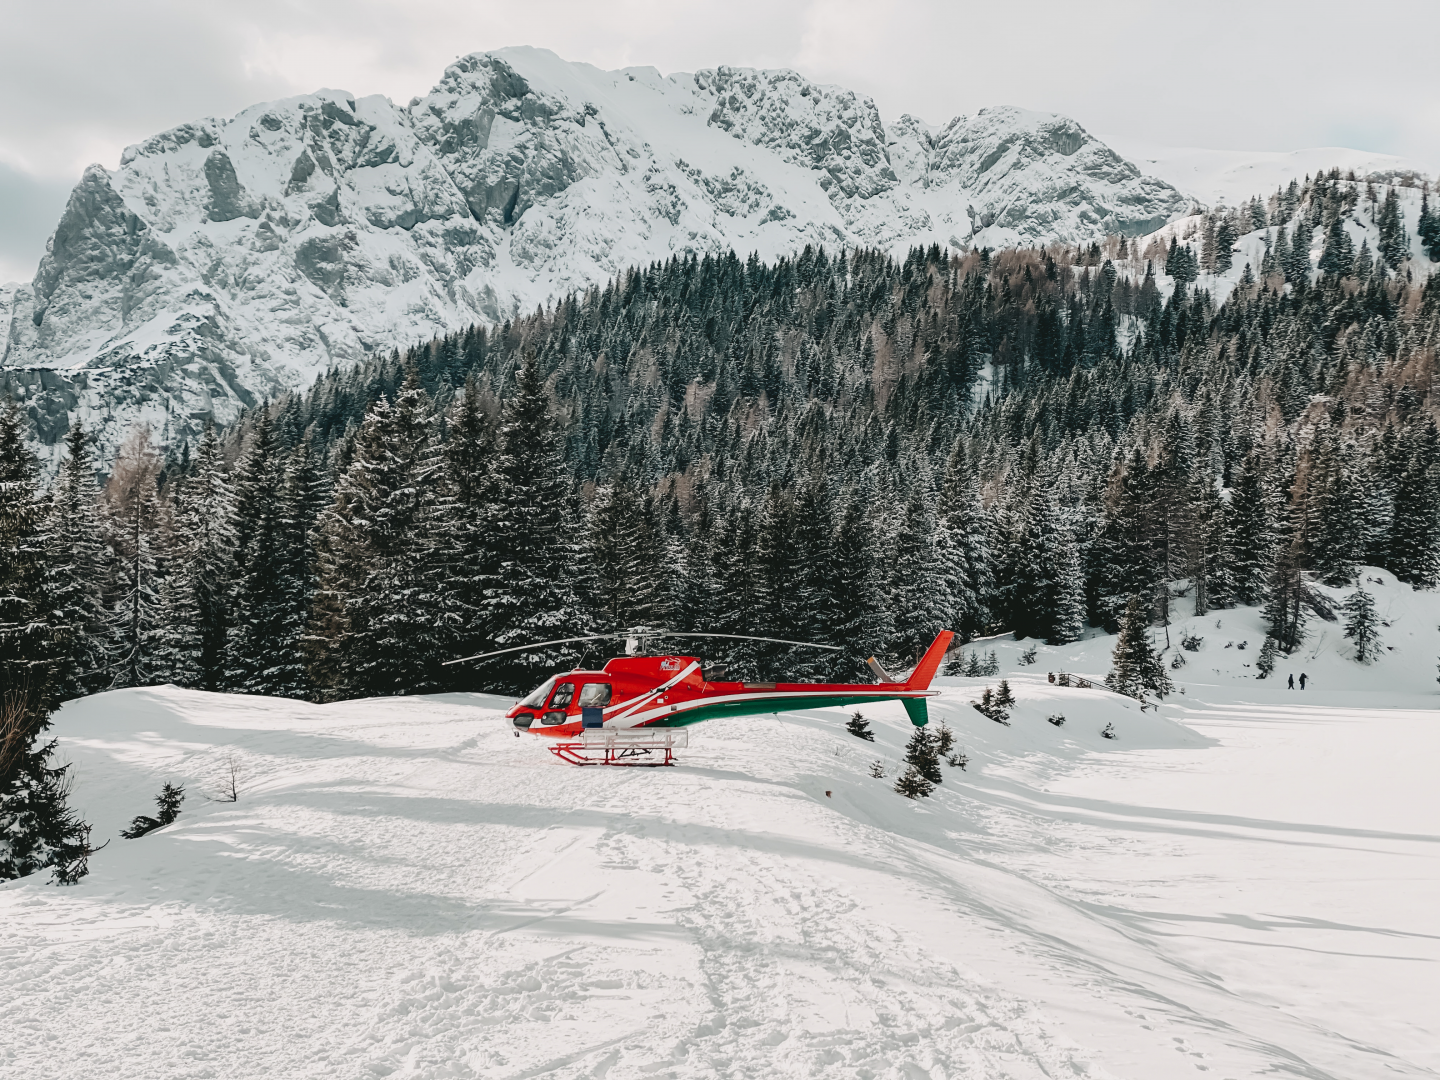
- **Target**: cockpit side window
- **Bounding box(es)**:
[519,677,557,709]
[577,682,612,707]
[549,682,576,709]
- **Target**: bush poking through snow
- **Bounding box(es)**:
[1181,633,1204,652]
[846,711,875,742]
[1343,588,1383,663]
[868,760,886,778]
[947,751,969,770]
[1170,650,1186,669]
[1101,723,1117,740]
[120,783,184,839]
[1047,714,1066,727]
[1019,646,1038,665]
[894,765,934,799]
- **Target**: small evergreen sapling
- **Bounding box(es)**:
[974,687,1011,725]
[995,680,1015,709]
[121,782,184,839]
[869,760,887,779]
[935,723,955,757]
[903,726,944,785]
[1256,636,1278,678]
[1342,588,1382,663]
[894,765,934,799]
[947,751,969,770]
[845,711,875,741]
[1108,596,1173,699]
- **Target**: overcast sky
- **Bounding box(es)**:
[2,0,1437,282]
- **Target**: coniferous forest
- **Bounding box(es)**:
[3,170,1439,882]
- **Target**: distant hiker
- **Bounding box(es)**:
[1299,672,1308,689]
[1287,673,1294,689]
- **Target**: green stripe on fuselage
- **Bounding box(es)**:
[641,693,921,728]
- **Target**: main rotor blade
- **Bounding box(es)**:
[441,634,625,666]
[651,631,842,652]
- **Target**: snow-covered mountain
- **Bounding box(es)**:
[0,47,1188,464]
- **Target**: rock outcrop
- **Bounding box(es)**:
[0,47,1187,464]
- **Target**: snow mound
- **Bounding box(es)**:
[3,578,1438,1078]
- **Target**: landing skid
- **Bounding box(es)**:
[547,728,688,766]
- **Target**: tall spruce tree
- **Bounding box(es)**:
[480,351,579,692]
[47,421,110,697]
[0,401,91,883]
[171,423,235,689]
[103,427,165,688]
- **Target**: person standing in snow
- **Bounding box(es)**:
[1299,672,1308,689]
[1287,673,1294,689]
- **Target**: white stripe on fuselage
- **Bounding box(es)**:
[601,687,936,730]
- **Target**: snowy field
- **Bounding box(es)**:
[2,576,1438,1079]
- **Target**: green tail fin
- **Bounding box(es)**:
[901,698,928,727]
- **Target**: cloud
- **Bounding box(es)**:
[1,0,1436,281]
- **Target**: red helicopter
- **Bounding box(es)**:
[445,628,955,765]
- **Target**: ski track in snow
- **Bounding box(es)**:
[3,583,1439,1079]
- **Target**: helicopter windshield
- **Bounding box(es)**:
[519,676,557,709]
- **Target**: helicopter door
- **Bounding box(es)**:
[578,682,612,728]
[541,682,575,725]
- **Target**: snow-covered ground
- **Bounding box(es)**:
[3,573,1438,1079]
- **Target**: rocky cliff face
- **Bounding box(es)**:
[0,47,1187,464]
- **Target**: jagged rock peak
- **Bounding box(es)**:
[1,47,1188,465]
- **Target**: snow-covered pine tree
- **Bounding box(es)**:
[1342,587,1382,663]
[170,422,235,689]
[1307,433,1368,586]
[481,351,580,693]
[787,479,842,679]
[938,447,992,639]
[846,711,875,741]
[0,401,91,883]
[1376,189,1408,270]
[1221,453,1275,606]
[46,421,111,697]
[1091,449,1159,631]
[1108,595,1173,699]
[827,493,893,681]
[1264,536,1309,653]
[226,414,309,696]
[579,475,670,632]
[151,496,203,688]
[903,725,943,785]
[888,492,953,664]
[1385,425,1439,589]
[103,427,165,688]
[311,372,454,697]
[1256,635,1278,678]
